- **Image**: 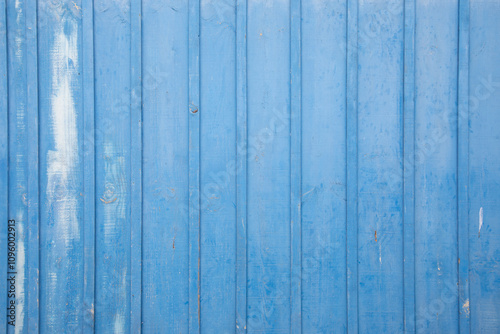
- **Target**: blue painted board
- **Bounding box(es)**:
[141,1,189,332]
[6,0,29,332]
[469,1,500,332]
[94,1,131,332]
[414,1,460,332]
[357,1,404,332]
[246,1,291,332]
[199,0,237,332]
[301,1,347,332]
[0,0,8,332]
[38,1,84,331]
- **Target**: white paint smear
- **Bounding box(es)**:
[479,207,483,236]
[46,21,80,243]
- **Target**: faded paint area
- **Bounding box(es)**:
[102,143,127,238]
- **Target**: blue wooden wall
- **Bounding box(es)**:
[0,0,499,333]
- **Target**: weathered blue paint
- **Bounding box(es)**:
[82,0,96,331]
[93,0,132,332]
[358,1,404,332]
[141,0,189,332]
[469,1,500,332]
[415,2,459,332]
[200,0,236,331]
[6,0,29,332]
[302,1,347,332]
[235,0,248,331]
[247,1,290,331]
[0,0,7,332]
[403,0,416,331]
[0,0,500,333]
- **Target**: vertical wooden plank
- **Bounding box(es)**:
[6,0,29,331]
[469,1,500,332]
[38,0,84,332]
[414,0,459,332]
[246,0,291,331]
[290,0,301,332]
[82,0,95,331]
[235,0,248,332]
[457,0,470,332]
[356,1,405,332]
[141,1,189,332]
[346,0,358,332]
[403,0,416,331]
[0,0,8,331]
[199,0,236,332]
[130,0,142,331]
[188,0,201,332]
[94,0,131,332]
[301,0,348,332]
[25,0,39,330]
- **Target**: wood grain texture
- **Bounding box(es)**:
[0,1,498,333]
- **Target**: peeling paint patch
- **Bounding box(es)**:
[462,299,470,317]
